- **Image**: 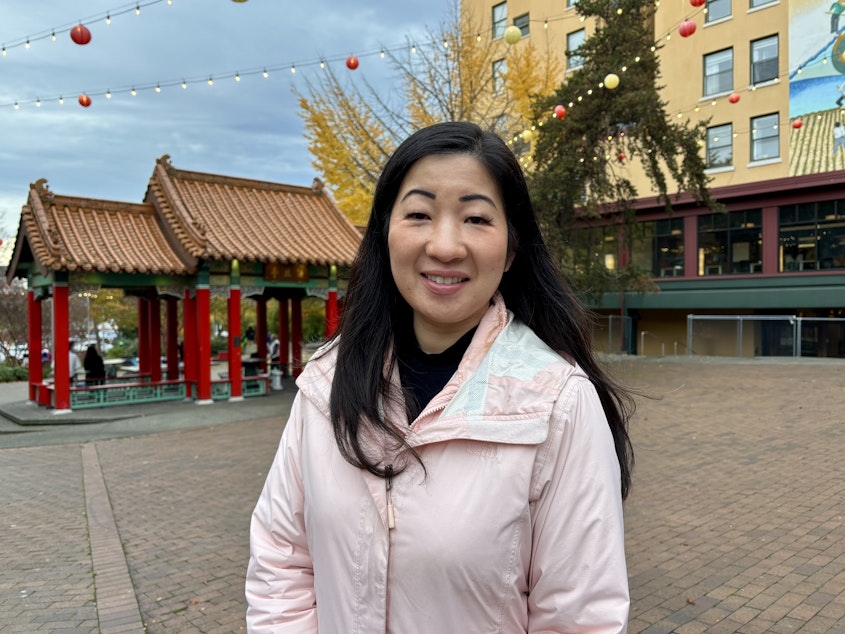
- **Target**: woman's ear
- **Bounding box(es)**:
[504,248,517,273]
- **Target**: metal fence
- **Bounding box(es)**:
[685,314,845,359]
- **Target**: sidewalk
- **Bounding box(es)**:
[1,358,844,632]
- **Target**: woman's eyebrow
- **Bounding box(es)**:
[399,188,435,202]
[399,189,496,208]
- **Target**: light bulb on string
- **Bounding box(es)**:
[235,72,241,81]
[208,76,214,86]
[14,102,19,110]
[35,99,40,107]
[131,87,136,96]
[106,14,111,24]
[106,89,111,99]
[380,50,385,59]
[24,39,30,49]
[262,68,268,78]
[58,96,63,104]
[135,5,141,15]
[181,80,187,89]
[319,60,325,69]
[290,65,296,74]
[155,84,161,93]
[51,32,56,42]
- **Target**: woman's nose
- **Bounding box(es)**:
[425,219,466,261]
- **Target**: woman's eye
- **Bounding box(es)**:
[466,215,491,225]
[406,212,429,221]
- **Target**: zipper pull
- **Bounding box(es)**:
[385,464,396,529]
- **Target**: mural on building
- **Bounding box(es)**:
[789,0,845,174]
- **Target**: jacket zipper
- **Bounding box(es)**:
[385,464,396,529]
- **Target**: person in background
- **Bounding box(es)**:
[67,341,83,386]
[84,344,106,386]
[246,122,635,632]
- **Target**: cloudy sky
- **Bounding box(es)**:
[0,0,453,262]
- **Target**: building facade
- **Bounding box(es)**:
[466,0,845,357]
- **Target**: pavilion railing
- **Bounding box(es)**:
[70,379,187,409]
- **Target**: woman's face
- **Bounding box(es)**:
[387,154,513,354]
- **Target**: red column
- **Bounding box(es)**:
[326,291,338,338]
[27,290,42,402]
[228,287,243,399]
[291,296,303,377]
[150,295,162,382]
[165,298,179,380]
[762,206,779,275]
[53,283,71,411]
[183,290,197,398]
[279,297,290,377]
[195,285,212,403]
[256,297,268,372]
[138,296,149,376]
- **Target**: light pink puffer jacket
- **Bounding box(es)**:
[246,296,629,633]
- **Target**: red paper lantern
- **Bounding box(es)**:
[78,94,92,108]
[346,56,359,70]
[792,118,803,129]
[690,0,706,6]
[678,20,696,38]
[617,152,626,162]
[728,92,741,104]
[553,104,566,119]
[70,24,92,45]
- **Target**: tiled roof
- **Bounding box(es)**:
[146,155,362,266]
[7,157,363,282]
[9,179,192,278]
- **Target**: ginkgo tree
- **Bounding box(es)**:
[296,2,562,225]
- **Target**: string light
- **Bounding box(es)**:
[207,76,213,86]
[262,68,269,78]
[181,79,187,89]
[106,89,111,99]
[155,84,161,92]
[235,72,241,81]
[135,5,141,15]
[130,87,136,96]
[106,14,111,24]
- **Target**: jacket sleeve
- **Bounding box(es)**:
[527,376,629,633]
[245,394,318,633]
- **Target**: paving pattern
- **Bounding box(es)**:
[0,358,843,632]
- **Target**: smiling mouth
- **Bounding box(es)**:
[423,274,468,285]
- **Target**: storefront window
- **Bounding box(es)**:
[629,217,685,277]
[779,201,845,271]
[697,210,762,275]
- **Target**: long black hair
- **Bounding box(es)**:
[328,121,634,499]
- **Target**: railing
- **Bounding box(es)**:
[639,330,666,357]
[70,379,187,409]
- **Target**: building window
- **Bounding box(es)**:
[697,210,762,275]
[492,2,507,39]
[513,13,530,37]
[751,112,779,161]
[567,29,586,71]
[703,48,733,96]
[779,202,845,271]
[629,217,685,277]
[706,123,733,168]
[567,0,579,6]
[751,35,778,85]
[750,0,775,7]
[492,58,507,93]
[706,0,731,22]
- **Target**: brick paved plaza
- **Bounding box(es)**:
[1,358,843,632]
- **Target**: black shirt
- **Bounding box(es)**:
[396,326,477,423]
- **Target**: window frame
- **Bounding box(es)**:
[492,58,507,93]
[492,2,507,39]
[703,47,734,97]
[513,12,530,37]
[706,123,733,169]
[706,0,732,22]
[750,35,778,86]
[750,112,780,162]
[566,29,586,71]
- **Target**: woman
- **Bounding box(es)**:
[83,344,106,386]
[246,122,634,632]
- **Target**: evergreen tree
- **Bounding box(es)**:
[530,0,721,298]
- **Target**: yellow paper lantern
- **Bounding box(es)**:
[604,73,620,90]
[503,25,522,45]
